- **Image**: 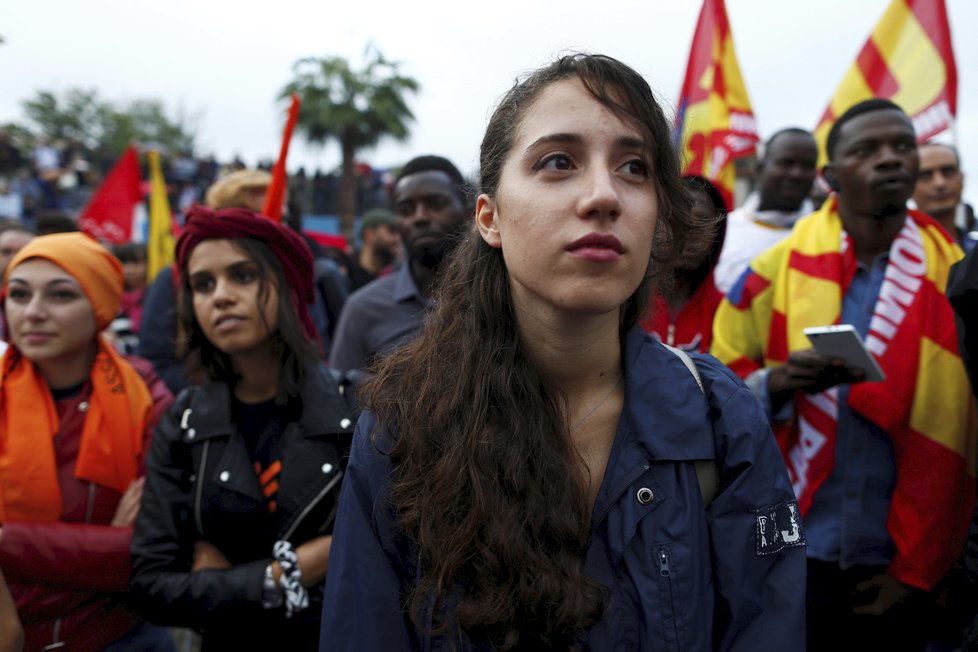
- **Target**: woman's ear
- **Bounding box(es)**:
[475,194,502,249]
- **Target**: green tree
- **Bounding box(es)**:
[282,46,420,242]
[22,88,105,148]
[16,88,198,157]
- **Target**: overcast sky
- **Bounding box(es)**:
[4,0,977,204]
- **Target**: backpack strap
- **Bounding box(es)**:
[662,344,718,507]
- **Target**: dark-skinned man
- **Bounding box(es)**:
[328,155,468,372]
[913,141,976,253]
[713,128,818,294]
[712,99,975,651]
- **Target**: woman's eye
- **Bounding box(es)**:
[51,290,79,301]
[233,269,257,283]
[621,158,650,177]
[537,154,573,172]
[6,288,29,301]
[191,278,214,294]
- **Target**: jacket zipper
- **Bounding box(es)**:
[194,441,211,537]
[658,545,683,648]
[280,471,344,541]
[658,546,670,577]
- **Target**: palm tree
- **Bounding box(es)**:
[281,46,420,243]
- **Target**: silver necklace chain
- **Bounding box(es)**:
[569,372,624,433]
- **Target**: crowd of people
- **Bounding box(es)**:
[0,51,976,652]
[0,131,392,229]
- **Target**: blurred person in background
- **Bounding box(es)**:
[913,141,976,253]
[346,208,401,291]
[713,128,818,294]
[641,175,727,352]
[0,224,35,344]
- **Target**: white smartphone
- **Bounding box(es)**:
[803,324,886,382]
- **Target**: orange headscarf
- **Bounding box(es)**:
[0,233,154,523]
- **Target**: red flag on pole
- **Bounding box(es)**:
[813,0,957,165]
[78,146,146,244]
[674,0,759,210]
[263,92,302,222]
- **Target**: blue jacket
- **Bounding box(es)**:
[320,328,806,650]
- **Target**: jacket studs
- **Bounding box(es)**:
[219,471,231,482]
[322,463,334,474]
[340,418,352,429]
[636,487,654,505]
[186,428,196,440]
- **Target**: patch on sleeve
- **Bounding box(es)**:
[755,500,806,555]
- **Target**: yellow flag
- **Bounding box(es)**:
[146,150,175,282]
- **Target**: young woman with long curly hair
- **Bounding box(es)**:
[320,53,806,651]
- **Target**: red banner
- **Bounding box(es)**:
[263,92,302,222]
[78,146,145,244]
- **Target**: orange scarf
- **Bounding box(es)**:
[0,336,153,523]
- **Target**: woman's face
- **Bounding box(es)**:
[186,239,279,359]
[5,258,98,366]
[476,78,658,322]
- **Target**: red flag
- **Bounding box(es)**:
[675,0,759,209]
[813,0,957,164]
[78,146,146,244]
[263,92,302,222]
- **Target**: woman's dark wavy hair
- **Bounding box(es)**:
[177,237,320,405]
[361,52,697,650]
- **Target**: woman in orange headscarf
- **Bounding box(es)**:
[0,232,175,652]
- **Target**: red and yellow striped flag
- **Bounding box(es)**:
[814,0,957,165]
[675,0,759,210]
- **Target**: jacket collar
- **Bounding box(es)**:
[621,326,716,462]
[185,363,352,441]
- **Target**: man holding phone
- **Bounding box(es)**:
[712,99,975,651]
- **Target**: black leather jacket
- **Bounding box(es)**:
[130,364,357,651]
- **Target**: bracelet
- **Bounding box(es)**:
[260,563,283,610]
[273,540,309,618]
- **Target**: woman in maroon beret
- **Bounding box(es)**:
[130,206,356,651]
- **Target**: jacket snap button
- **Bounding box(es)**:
[636,487,654,505]
[186,428,196,440]
[219,471,230,482]
[78,401,89,412]
[340,418,352,429]
[322,463,333,474]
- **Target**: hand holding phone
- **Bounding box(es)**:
[803,324,886,382]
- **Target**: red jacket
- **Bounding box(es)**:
[0,356,173,652]
[641,272,725,353]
